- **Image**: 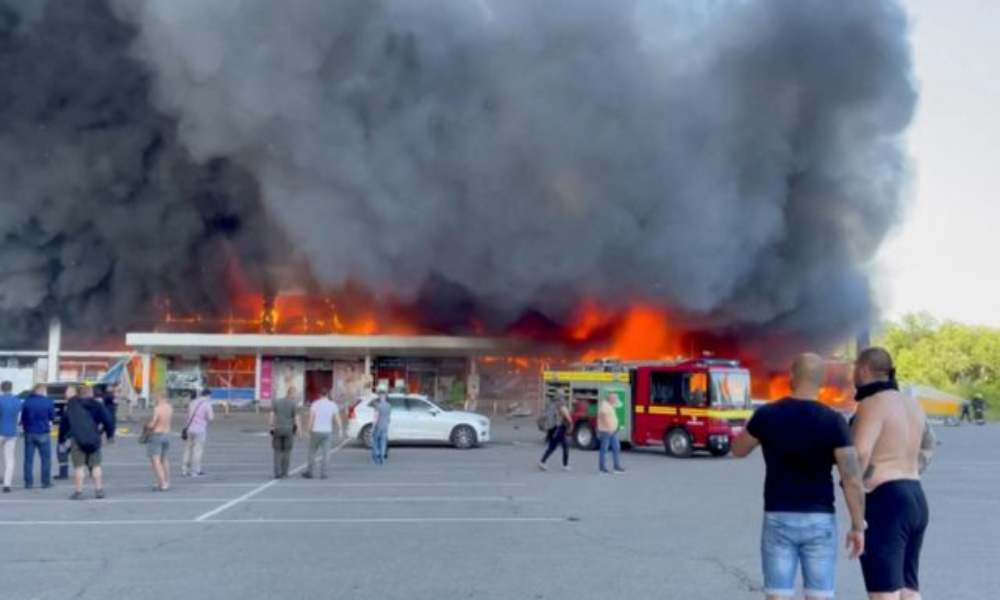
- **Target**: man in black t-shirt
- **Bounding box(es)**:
[733,353,866,600]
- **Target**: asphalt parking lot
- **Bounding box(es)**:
[0,414,993,599]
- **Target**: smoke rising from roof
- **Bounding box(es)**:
[0,0,286,345]
[1,0,916,349]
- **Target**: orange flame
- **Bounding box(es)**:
[574,304,684,362]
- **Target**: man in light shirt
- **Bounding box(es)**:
[597,392,625,474]
[182,389,214,478]
[303,390,342,479]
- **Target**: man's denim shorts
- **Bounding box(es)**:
[761,512,837,598]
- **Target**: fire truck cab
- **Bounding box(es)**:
[542,358,753,458]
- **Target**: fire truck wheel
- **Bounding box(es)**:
[665,428,693,458]
[709,446,730,458]
[451,425,478,449]
[573,422,598,450]
[360,425,374,448]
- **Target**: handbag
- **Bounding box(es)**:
[138,424,152,445]
[181,399,201,441]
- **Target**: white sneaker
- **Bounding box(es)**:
[562,465,572,472]
[537,461,548,471]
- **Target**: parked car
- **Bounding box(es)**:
[346,393,490,450]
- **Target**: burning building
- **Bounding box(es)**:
[0,0,917,404]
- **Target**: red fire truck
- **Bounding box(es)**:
[542,358,753,457]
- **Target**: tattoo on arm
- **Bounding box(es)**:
[919,421,936,473]
[835,447,866,529]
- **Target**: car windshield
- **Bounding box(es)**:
[710,370,751,409]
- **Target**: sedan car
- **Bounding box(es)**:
[346,394,490,449]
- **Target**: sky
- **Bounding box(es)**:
[877,0,1000,327]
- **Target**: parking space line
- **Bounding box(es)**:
[194,438,351,522]
[0,517,568,526]
[0,496,539,504]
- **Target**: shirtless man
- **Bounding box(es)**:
[146,394,175,492]
[851,347,934,600]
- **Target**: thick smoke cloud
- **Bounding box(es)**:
[1,0,917,348]
[0,0,286,346]
[114,0,916,341]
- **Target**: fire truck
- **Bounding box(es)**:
[542,358,753,458]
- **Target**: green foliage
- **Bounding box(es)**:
[877,313,1000,417]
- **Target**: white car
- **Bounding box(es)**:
[346,394,491,449]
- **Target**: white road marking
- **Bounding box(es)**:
[0,496,538,504]
[92,481,528,489]
[0,517,567,526]
[194,438,351,522]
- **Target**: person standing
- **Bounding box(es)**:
[732,353,866,600]
[537,395,572,472]
[597,392,625,474]
[182,389,214,478]
[58,384,114,500]
[270,391,301,479]
[54,385,77,480]
[304,390,341,479]
[0,381,23,493]
[852,347,933,600]
[21,384,55,489]
[371,390,391,466]
[145,394,174,492]
[100,384,120,443]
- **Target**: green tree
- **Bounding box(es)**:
[878,313,1000,418]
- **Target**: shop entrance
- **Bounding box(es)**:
[305,369,333,403]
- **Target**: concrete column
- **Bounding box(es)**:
[46,317,61,382]
[253,352,263,412]
[141,353,152,406]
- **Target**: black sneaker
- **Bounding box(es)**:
[301,472,313,479]
[42,483,52,489]
[2,486,10,493]
[69,491,84,500]
[95,489,106,499]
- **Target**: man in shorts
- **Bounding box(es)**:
[733,353,866,600]
[852,347,933,600]
[58,385,114,500]
[145,394,174,491]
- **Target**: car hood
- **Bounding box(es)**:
[440,411,489,424]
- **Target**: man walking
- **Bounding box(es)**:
[182,389,214,478]
[0,381,23,493]
[538,395,572,472]
[852,347,933,600]
[597,391,625,474]
[145,394,174,492]
[21,384,55,489]
[270,390,301,479]
[304,390,340,479]
[371,388,391,466]
[58,385,114,500]
[733,353,866,600]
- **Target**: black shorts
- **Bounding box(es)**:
[861,479,929,593]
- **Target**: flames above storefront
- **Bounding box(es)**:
[149,285,856,405]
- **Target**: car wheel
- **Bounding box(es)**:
[360,424,374,448]
[573,421,597,450]
[451,425,477,449]
[665,428,693,458]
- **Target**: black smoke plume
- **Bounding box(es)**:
[1,0,917,350]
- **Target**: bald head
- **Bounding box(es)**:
[790,353,825,399]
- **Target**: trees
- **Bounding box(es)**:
[878,313,1000,415]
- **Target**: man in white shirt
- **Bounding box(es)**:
[303,391,342,480]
